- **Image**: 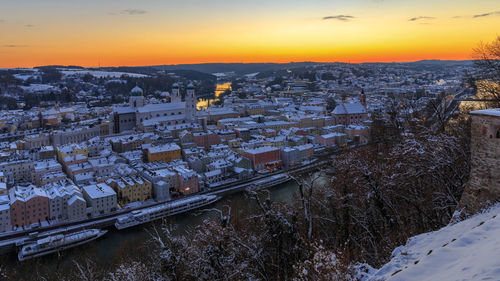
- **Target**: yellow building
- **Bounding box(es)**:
[146,143,181,163]
[56,143,88,162]
[109,176,152,204]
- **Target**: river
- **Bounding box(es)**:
[2,180,299,278]
[197,82,231,110]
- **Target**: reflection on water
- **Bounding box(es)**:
[197,82,231,110]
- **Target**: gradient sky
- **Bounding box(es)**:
[0,0,499,67]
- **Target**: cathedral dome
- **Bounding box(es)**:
[131,86,143,96]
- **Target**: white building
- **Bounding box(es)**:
[32,159,63,186]
[82,183,117,217]
[113,84,197,133]
[44,181,86,221]
[67,195,86,221]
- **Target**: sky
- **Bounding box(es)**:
[0,0,499,67]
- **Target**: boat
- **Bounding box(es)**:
[245,173,291,192]
[115,194,220,230]
[18,229,107,261]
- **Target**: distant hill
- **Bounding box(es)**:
[151,62,320,75]
[29,60,474,79]
[93,67,216,81]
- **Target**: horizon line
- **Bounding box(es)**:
[1,58,474,70]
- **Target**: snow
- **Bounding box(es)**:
[83,183,116,199]
[148,143,181,153]
[20,84,56,92]
[243,146,280,154]
[13,74,36,81]
[470,108,500,117]
[332,103,367,115]
[365,204,500,281]
[61,69,148,78]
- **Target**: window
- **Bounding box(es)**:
[497,131,500,139]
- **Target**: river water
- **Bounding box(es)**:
[197,82,231,110]
[2,180,299,277]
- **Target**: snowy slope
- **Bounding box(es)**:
[367,204,500,281]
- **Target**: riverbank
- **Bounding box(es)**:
[0,180,300,279]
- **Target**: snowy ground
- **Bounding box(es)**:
[365,204,500,281]
[20,84,56,92]
[61,69,148,78]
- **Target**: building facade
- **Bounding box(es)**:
[242,146,281,171]
[82,183,117,217]
[459,109,500,213]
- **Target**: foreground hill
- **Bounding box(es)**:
[364,204,500,281]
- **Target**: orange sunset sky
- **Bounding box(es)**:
[1,0,499,68]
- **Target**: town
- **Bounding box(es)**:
[0,61,472,260]
[0,61,473,255]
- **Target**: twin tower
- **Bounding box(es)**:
[129,82,196,122]
[172,83,196,121]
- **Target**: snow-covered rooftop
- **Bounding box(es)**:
[332,103,367,115]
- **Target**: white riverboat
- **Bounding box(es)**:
[18,229,107,261]
[115,194,220,230]
[245,173,291,192]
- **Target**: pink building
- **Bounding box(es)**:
[331,103,368,125]
[242,146,281,171]
[173,166,200,195]
[193,131,222,150]
[10,186,49,228]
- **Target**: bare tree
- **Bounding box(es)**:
[291,171,325,241]
[472,36,500,108]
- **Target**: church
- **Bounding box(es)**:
[112,83,197,133]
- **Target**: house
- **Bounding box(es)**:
[331,103,368,125]
[82,183,117,217]
[241,146,281,171]
[146,143,181,163]
[9,186,49,228]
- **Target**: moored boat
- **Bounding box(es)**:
[245,174,291,192]
[18,229,108,261]
[115,194,220,230]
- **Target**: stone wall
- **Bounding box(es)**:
[459,111,500,214]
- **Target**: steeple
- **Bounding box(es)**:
[185,83,196,121]
[171,83,181,103]
[129,85,144,108]
[359,88,367,108]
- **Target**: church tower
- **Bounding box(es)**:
[359,88,367,108]
[185,83,196,121]
[171,83,181,103]
[129,85,144,108]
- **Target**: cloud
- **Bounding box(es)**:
[2,44,29,48]
[120,9,147,15]
[323,15,355,22]
[24,24,36,28]
[473,11,500,18]
[408,16,435,21]
[0,19,4,23]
